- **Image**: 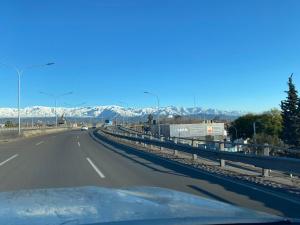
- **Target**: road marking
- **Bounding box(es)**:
[0,154,18,167]
[78,142,81,147]
[86,157,105,179]
[36,141,44,146]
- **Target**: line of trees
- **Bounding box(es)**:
[229,74,300,148]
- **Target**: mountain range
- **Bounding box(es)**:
[0,106,244,119]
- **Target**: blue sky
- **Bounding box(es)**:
[0,0,300,112]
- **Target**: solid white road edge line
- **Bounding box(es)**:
[0,154,18,167]
[86,157,105,179]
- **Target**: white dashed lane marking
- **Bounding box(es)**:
[0,154,18,167]
[36,141,44,146]
[86,157,105,179]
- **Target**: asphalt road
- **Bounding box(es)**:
[0,130,299,218]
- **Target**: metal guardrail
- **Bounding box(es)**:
[114,126,300,157]
[99,128,300,175]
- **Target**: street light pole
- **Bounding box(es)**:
[144,91,161,137]
[0,62,55,135]
[17,70,21,135]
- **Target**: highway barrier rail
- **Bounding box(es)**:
[22,127,73,138]
[97,128,300,176]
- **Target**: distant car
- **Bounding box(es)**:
[81,125,88,131]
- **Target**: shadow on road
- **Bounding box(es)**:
[187,184,234,205]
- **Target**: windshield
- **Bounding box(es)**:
[0,0,300,224]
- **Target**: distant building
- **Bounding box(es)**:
[151,122,225,140]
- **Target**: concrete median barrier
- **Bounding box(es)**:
[0,127,77,142]
[22,128,74,138]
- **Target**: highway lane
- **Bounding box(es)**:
[0,130,299,218]
[0,131,103,190]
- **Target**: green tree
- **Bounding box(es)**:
[228,109,283,145]
[281,74,300,146]
[228,114,259,140]
[254,133,284,146]
[259,109,282,137]
[251,110,283,146]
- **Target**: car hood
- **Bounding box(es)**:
[0,186,290,225]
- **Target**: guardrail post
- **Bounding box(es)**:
[141,135,144,145]
[192,139,198,147]
[124,133,128,142]
[192,154,197,161]
[173,137,178,144]
[160,137,164,150]
[135,134,139,144]
[219,142,226,168]
[150,136,154,149]
[262,144,270,177]
[142,135,147,147]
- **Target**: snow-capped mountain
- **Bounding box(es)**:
[0,106,243,119]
